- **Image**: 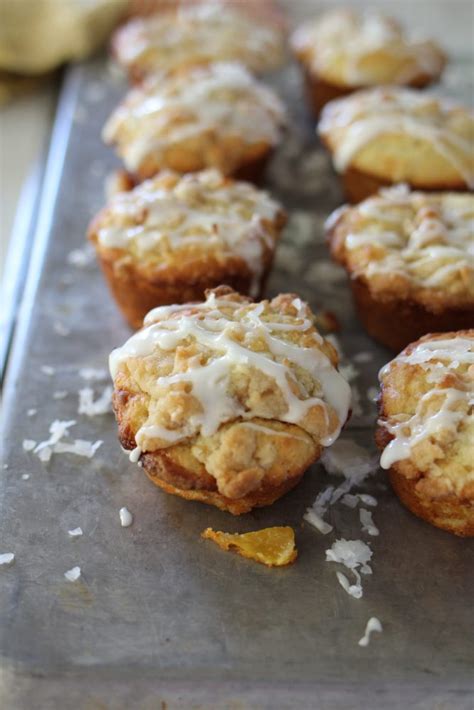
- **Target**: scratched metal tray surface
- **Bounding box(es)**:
[1,50,474,709]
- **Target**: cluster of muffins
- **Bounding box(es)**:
[88,4,473,535]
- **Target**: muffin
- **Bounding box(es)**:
[376,330,474,536]
[327,186,474,351]
[112,1,287,82]
[109,286,352,514]
[102,62,287,184]
[291,9,445,116]
[88,169,286,329]
[318,87,474,203]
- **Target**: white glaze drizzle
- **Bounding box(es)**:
[103,62,286,172]
[117,3,284,74]
[292,9,443,86]
[110,293,351,450]
[97,170,281,297]
[318,89,474,187]
[379,337,474,469]
[335,187,474,290]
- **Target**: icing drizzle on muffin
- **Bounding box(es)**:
[95,170,283,297]
[103,62,287,174]
[318,88,474,187]
[291,9,444,87]
[378,333,474,497]
[328,186,474,306]
[109,289,351,450]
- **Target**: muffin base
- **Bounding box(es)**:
[141,454,306,515]
[388,468,474,537]
[350,277,474,352]
[97,252,272,329]
[340,165,468,204]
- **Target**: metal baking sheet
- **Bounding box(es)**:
[1,46,473,709]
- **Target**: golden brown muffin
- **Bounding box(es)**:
[291,9,445,116]
[88,169,286,329]
[109,286,352,514]
[318,87,474,202]
[112,1,287,82]
[327,186,474,351]
[102,62,287,184]
[376,331,474,536]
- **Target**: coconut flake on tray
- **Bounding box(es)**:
[78,386,112,416]
[27,408,37,417]
[31,420,103,463]
[68,527,83,538]
[0,553,15,566]
[358,617,383,647]
[22,439,37,452]
[53,321,71,337]
[360,509,380,537]
[119,507,133,527]
[79,367,108,382]
[41,365,55,376]
[53,391,68,400]
[64,566,81,582]
[326,539,373,599]
[67,243,95,268]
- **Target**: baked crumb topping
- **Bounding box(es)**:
[291,9,444,87]
[329,186,474,309]
[113,3,286,77]
[110,287,351,453]
[90,169,284,295]
[103,62,286,174]
[378,331,474,500]
[318,87,474,186]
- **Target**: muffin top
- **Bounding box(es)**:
[109,286,351,456]
[89,169,285,295]
[378,331,474,501]
[328,186,474,311]
[318,87,474,188]
[291,9,445,88]
[112,2,286,79]
[103,62,287,177]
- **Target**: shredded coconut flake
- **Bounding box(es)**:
[367,386,379,402]
[304,507,333,535]
[358,617,383,647]
[67,244,95,268]
[22,439,36,452]
[53,321,71,337]
[79,367,108,381]
[41,365,55,376]
[353,351,373,364]
[78,386,112,416]
[326,538,373,598]
[33,420,102,461]
[27,408,37,417]
[321,439,378,485]
[0,553,15,566]
[360,508,379,536]
[53,391,68,400]
[21,474,30,480]
[68,527,83,538]
[119,507,133,527]
[64,566,81,582]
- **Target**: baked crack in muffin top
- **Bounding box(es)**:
[291,9,445,87]
[112,2,286,80]
[89,169,285,297]
[109,287,351,454]
[378,331,474,500]
[318,88,474,188]
[103,62,287,177]
[328,186,474,311]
